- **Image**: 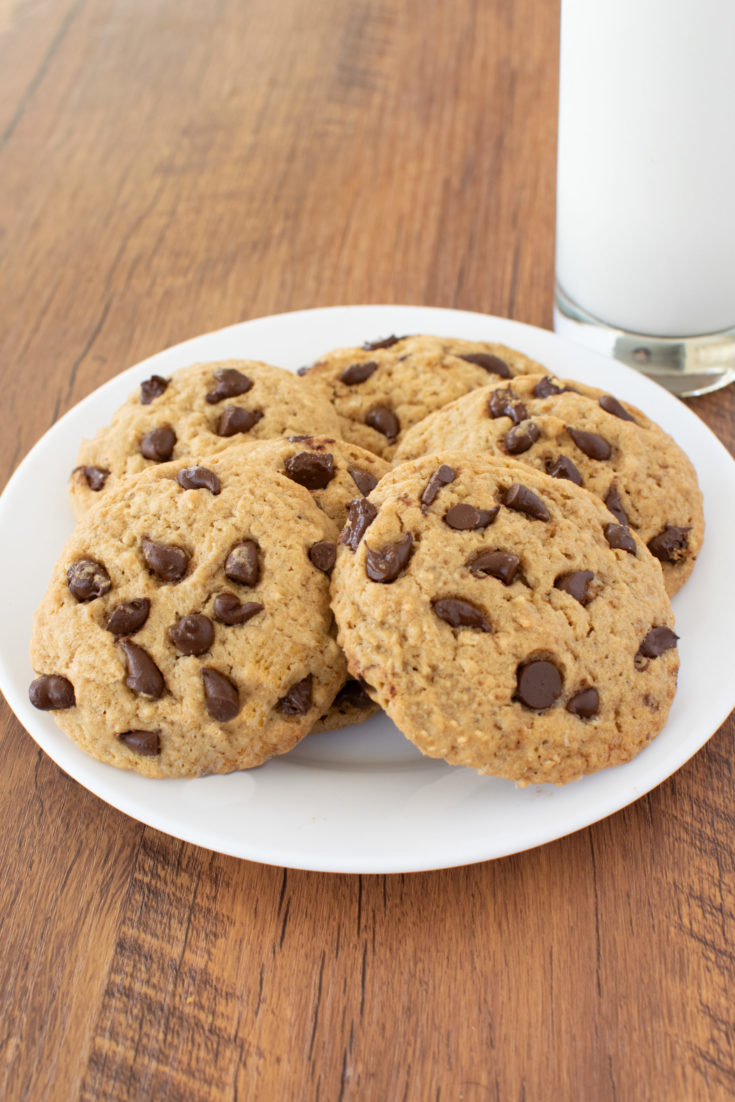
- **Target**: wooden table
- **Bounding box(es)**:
[2,2,734,1098]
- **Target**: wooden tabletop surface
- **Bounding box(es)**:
[2,1,734,1099]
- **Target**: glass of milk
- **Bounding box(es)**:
[554,0,735,396]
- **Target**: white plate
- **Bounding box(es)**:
[2,305,734,873]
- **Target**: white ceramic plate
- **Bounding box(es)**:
[2,305,734,873]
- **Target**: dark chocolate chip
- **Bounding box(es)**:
[140,426,176,461]
[554,570,594,605]
[140,375,169,404]
[604,483,629,526]
[505,421,540,455]
[67,559,111,601]
[420,464,456,512]
[340,361,378,385]
[638,626,679,659]
[117,730,161,756]
[201,668,241,721]
[599,394,636,422]
[77,466,109,491]
[106,598,151,636]
[567,426,612,461]
[348,467,378,495]
[29,674,76,710]
[285,452,335,490]
[515,660,562,710]
[225,540,260,586]
[647,526,691,564]
[468,549,520,585]
[177,466,221,494]
[533,376,567,398]
[168,613,214,655]
[504,484,550,521]
[487,387,527,423]
[365,406,400,441]
[605,524,637,554]
[331,680,373,711]
[545,455,582,485]
[444,503,500,531]
[566,687,599,717]
[339,499,378,551]
[217,406,264,437]
[276,673,313,715]
[432,597,492,632]
[205,367,253,403]
[296,365,311,376]
[119,640,165,698]
[362,335,405,351]
[459,352,511,378]
[309,541,337,574]
[142,537,190,583]
[365,533,413,583]
[213,593,264,625]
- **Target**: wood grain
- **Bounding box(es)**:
[1,1,734,1099]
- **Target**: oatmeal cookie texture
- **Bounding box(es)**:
[299,334,549,459]
[393,374,704,596]
[68,359,343,518]
[331,453,679,786]
[33,446,346,777]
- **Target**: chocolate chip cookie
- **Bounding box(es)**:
[393,375,704,596]
[69,360,344,518]
[299,334,549,459]
[330,453,679,786]
[33,446,347,777]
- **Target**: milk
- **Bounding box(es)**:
[555,0,735,338]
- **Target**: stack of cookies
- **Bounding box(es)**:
[29,334,703,786]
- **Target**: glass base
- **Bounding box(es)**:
[554,283,735,398]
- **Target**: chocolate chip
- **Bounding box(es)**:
[296,365,311,376]
[365,533,413,583]
[285,452,335,490]
[140,426,176,462]
[432,597,492,632]
[362,335,404,351]
[533,376,567,398]
[106,598,151,635]
[554,570,594,605]
[142,537,190,582]
[29,675,75,710]
[505,421,540,455]
[76,466,109,491]
[647,526,691,564]
[309,541,337,574]
[205,367,253,403]
[140,375,169,404]
[504,484,550,521]
[566,687,599,717]
[604,484,629,525]
[225,540,260,586]
[217,406,264,437]
[201,668,241,721]
[638,626,679,658]
[119,640,165,698]
[420,465,456,512]
[331,680,373,711]
[339,498,378,551]
[599,394,636,422]
[605,524,637,554]
[487,387,527,423]
[468,549,520,584]
[277,673,313,715]
[545,455,582,485]
[459,352,511,378]
[168,613,214,655]
[117,730,161,756]
[444,503,500,531]
[67,559,111,601]
[213,593,264,625]
[365,406,400,441]
[340,361,378,385]
[515,660,562,710]
[177,466,221,494]
[566,426,612,461]
[348,467,378,495]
